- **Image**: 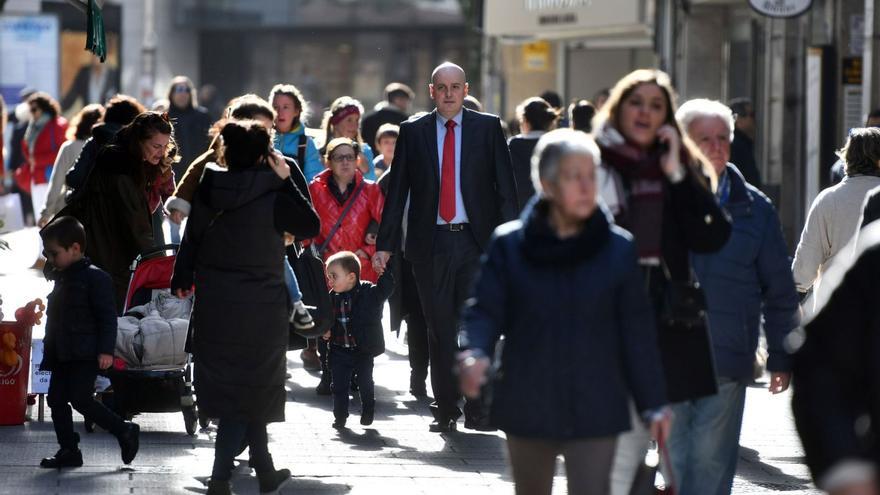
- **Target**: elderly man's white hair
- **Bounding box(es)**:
[531,128,602,193]
[431,62,466,82]
[676,98,736,142]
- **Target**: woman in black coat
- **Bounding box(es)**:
[62,111,176,313]
[507,97,560,210]
[171,120,319,495]
[591,69,732,493]
[459,129,670,495]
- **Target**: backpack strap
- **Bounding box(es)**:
[297,134,307,173]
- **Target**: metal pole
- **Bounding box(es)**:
[863,0,880,116]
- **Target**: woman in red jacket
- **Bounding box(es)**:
[19,92,68,219]
[308,137,384,283]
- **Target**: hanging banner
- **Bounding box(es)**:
[748,0,812,18]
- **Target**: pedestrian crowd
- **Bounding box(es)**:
[4,59,880,495]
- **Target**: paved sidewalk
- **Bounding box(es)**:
[0,228,821,494]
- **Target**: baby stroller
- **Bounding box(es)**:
[85,244,203,436]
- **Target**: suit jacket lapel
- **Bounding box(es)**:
[460,108,476,198]
[423,111,440,187]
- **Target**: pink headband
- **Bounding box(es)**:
[329,106,360,126]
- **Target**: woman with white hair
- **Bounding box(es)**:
[458,128,670,495]
[672,98,800,495]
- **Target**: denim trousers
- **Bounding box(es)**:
[667,378,748,495]
[211,419,272,481]
[283,257,303,303]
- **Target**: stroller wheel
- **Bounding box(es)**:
[183,405,198,436]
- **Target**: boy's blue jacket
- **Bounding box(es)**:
[42,257,117,370]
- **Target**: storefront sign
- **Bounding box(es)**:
[842,57,863,85]
[748,0,812,18]
[30,339,49,394]
[0,15,59,104]
[522,41,551,71]
[485,0,645,39]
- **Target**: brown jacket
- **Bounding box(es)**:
[165,148,218,216]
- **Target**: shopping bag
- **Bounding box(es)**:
[0,193,25,233]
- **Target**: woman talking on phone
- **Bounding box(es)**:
[171,120,319,495]
[591,69,732,494]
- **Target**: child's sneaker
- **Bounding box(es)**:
[290,301,315,331]
[40,448,83,468]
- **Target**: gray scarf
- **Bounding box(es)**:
[24,114,51,155]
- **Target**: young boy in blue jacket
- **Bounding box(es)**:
[322,251,393,428]
[39,216,140,468]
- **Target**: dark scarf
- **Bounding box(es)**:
[328,175,356,206]
[520,198,611,266]
[595,123,680,260]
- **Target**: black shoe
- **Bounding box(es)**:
[464,415,497,432]
[40,448,83,468]
[428,418,457,433]
[257,468,291,493]
[117,421,140,464]
[332,417,346,429]
[206,479,232,495]
[360,406,374,426]
[316,373,332,395]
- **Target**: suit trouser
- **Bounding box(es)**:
[507,435,617,495]
[47,361,126,449]
[400,257,429,384]
[411,228,483,421]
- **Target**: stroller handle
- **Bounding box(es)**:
[135,244,181,263]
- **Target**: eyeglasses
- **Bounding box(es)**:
[173,85,191,94]
[330,154,357,164]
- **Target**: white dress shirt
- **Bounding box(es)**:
[435,110,469,224]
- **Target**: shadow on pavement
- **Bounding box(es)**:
[738,446,812,490]
[183,475,353,494]
[331,427,418,452]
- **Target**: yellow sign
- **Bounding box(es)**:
[522,41,551,72]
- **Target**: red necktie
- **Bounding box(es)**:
[439,119,457,223]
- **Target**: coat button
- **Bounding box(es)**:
[704,214,713,225]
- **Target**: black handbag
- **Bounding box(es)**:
[659,263,707,330]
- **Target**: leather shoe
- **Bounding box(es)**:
[205,479,232,495]
[315,373,332,395]
[117,421,140,464]
[428,418,457,433]
[332,417,346,429]
[257,468,291,493]
[464,415,497,432]
[40,448,83,468]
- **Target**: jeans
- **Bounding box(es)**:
[507,435,617,495]
[329,346,374,420]
[211,419,273,481]
[283,257,302,303]
[667,378,748,495]
[47,361,127,449]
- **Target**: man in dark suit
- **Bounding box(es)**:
[373,62,518,433]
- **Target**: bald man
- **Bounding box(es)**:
[373,62,519,432]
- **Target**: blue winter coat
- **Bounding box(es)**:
[461,199,667,439]
[691,165,799,379]
[274,124,324,182]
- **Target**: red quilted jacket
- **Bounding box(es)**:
[308,168,385,282]
[17,116,68,192]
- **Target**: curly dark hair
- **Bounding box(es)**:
[71,104,105,140]
[26,92,61,118]
[104,94,146,126]
[113,112,178,189]
[841,127,880,176]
